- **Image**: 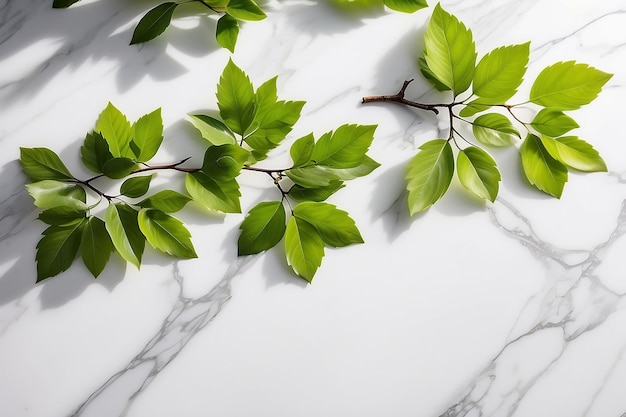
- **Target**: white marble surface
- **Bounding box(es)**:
[1,0,626,416]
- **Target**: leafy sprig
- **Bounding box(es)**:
[21,61,377,283]
[363,3,612,214]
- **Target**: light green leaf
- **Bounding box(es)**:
[472,42,529,101]
[185,172,241,213]
[457,147,501,202]
[187,114,236,146]
[520,134,568,198]
[217,59,256,136]
[418,56,450,92]
[20,147,73,182]
[325,155,380,180]
[293,202,363,248]
[458,100,491,117]
[36,222,85,282]
[288,181,345,202]
[405,139,454,214]
[131,108,163,161]
[130,2,178,45]
[383,0,428,13]
[102,157,137,179]
[201,144,250,180]
[290,133,315,168]
[26,180,88,212]
[120,175,153,198]
[539,135,607,172]
[530,109,579,137]
[80,217,114,278]
[423,4,476,95]
[96,102,133,158]
[472,113,520,147]
[285,216,324,283]
[310,124,377,168]
[216,14,239,53]
[138,190,192,213]
[38,207,86,226]
[104,204,145,269]
[138,209,197,259]
[226,0,266,21]
[238,201,286,255]
[530,61,613,110]
[81,132,113,173]
[285,165,337,188]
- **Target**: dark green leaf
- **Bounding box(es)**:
[539,135,607,172]
[530,61,613,110]
[53,0,81,8]
[137,190,192,213]
[138,209,197,259]
[238,201,286,255]
[383,0,428,13]
[131,108,163,161]
[405,139,454,214]
[104,204,145,269]
[472,113,520,147]
[216,14,239,53]
[456,147,501,202]
[520,134,568,198]
[201,144,250,180]
[25,180,88,212]
[472,42,529,101]
[187,114,236,146]
[20,147,73,182]
[38,207,86,226]
[216,59,256,135]
[185,172,241,213]
[130,2,178,45]
[293,202,363,248]
[120,175,153,198]
[81,131,114,173]
[290,133,315,168]
[226,0,267,21]
[103,157,137,179]
[310,124,377,168]
[285,217,324,283]
[36,222,84,281]
[96,102,132,158]
[288,181,345,202]
[530,109,579,137]
[80,217,114,278]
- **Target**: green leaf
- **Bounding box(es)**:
[285,217,324,283]
[38,207,86,226]
[529,61,613,110]
[131,108,163,161]
[81,131,114,173]
[120,175,153,198]
[423,4,476,95]
[26,180,88,212]
[201,144,250,180]
[290,133,315,168]
[472,113,520,147]
[187,114,236,146]
[96,102,132,158]
[458,100,491,117]
[138,190,192,213]
[530,109,579,137]
[405,139,454,214]
[102,157,137,179]
[53,0,81,8]
[472,42,530,101]
[138,209,197,259]
[216,13,239,53]
[457,147,501,202]
[217,59,256,135]
[285,165,338,188]
[185,172,241,213]
[80,217,114,278]
[104,204,145,269]
[383,0,428,13]
[539,135,607,172]
[226,0,267,21]
[36,222,84,282]
[520,134,568,198]
[288,181,345,202]
[418,57,450,92]
[238,201,286,255]
[325,155,380,180]
[20,147,73,182]
[310,124,377,168]
[130,2,178,45]
[293,202,363,248]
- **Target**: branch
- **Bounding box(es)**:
[362,80,440,115]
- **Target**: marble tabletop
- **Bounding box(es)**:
[2,0,626,416]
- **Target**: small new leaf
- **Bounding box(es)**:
[138,190,192,213]
[530,109,579,137]
[285,217,325,283]
[80,217,114,278]
[405,139,454,214]
[138,209,197,259]
[20,147,73,182]
[530,61,613,110]
[81,132,113,173]
[216,14,239,53]
[472,113,520,147]
[293,202,363,248]
[217,59,256,135]
[26,180,88,212]
[36,222,85,282]
[238,201,286,255]
[104,204,145,269]
[472,42,529,101]
[185,172,242,213]
[187,114,236,146]
[96,102,132,158]
[383,0,428,13]
[131,108,163,161]
[520,134,568,198]
[539,136,607,172]
[120,175,153,198]
[457,147,501,202]
[130,2,178,45]
[226,0,267,21]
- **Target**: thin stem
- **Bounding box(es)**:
[362,80,441,115]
